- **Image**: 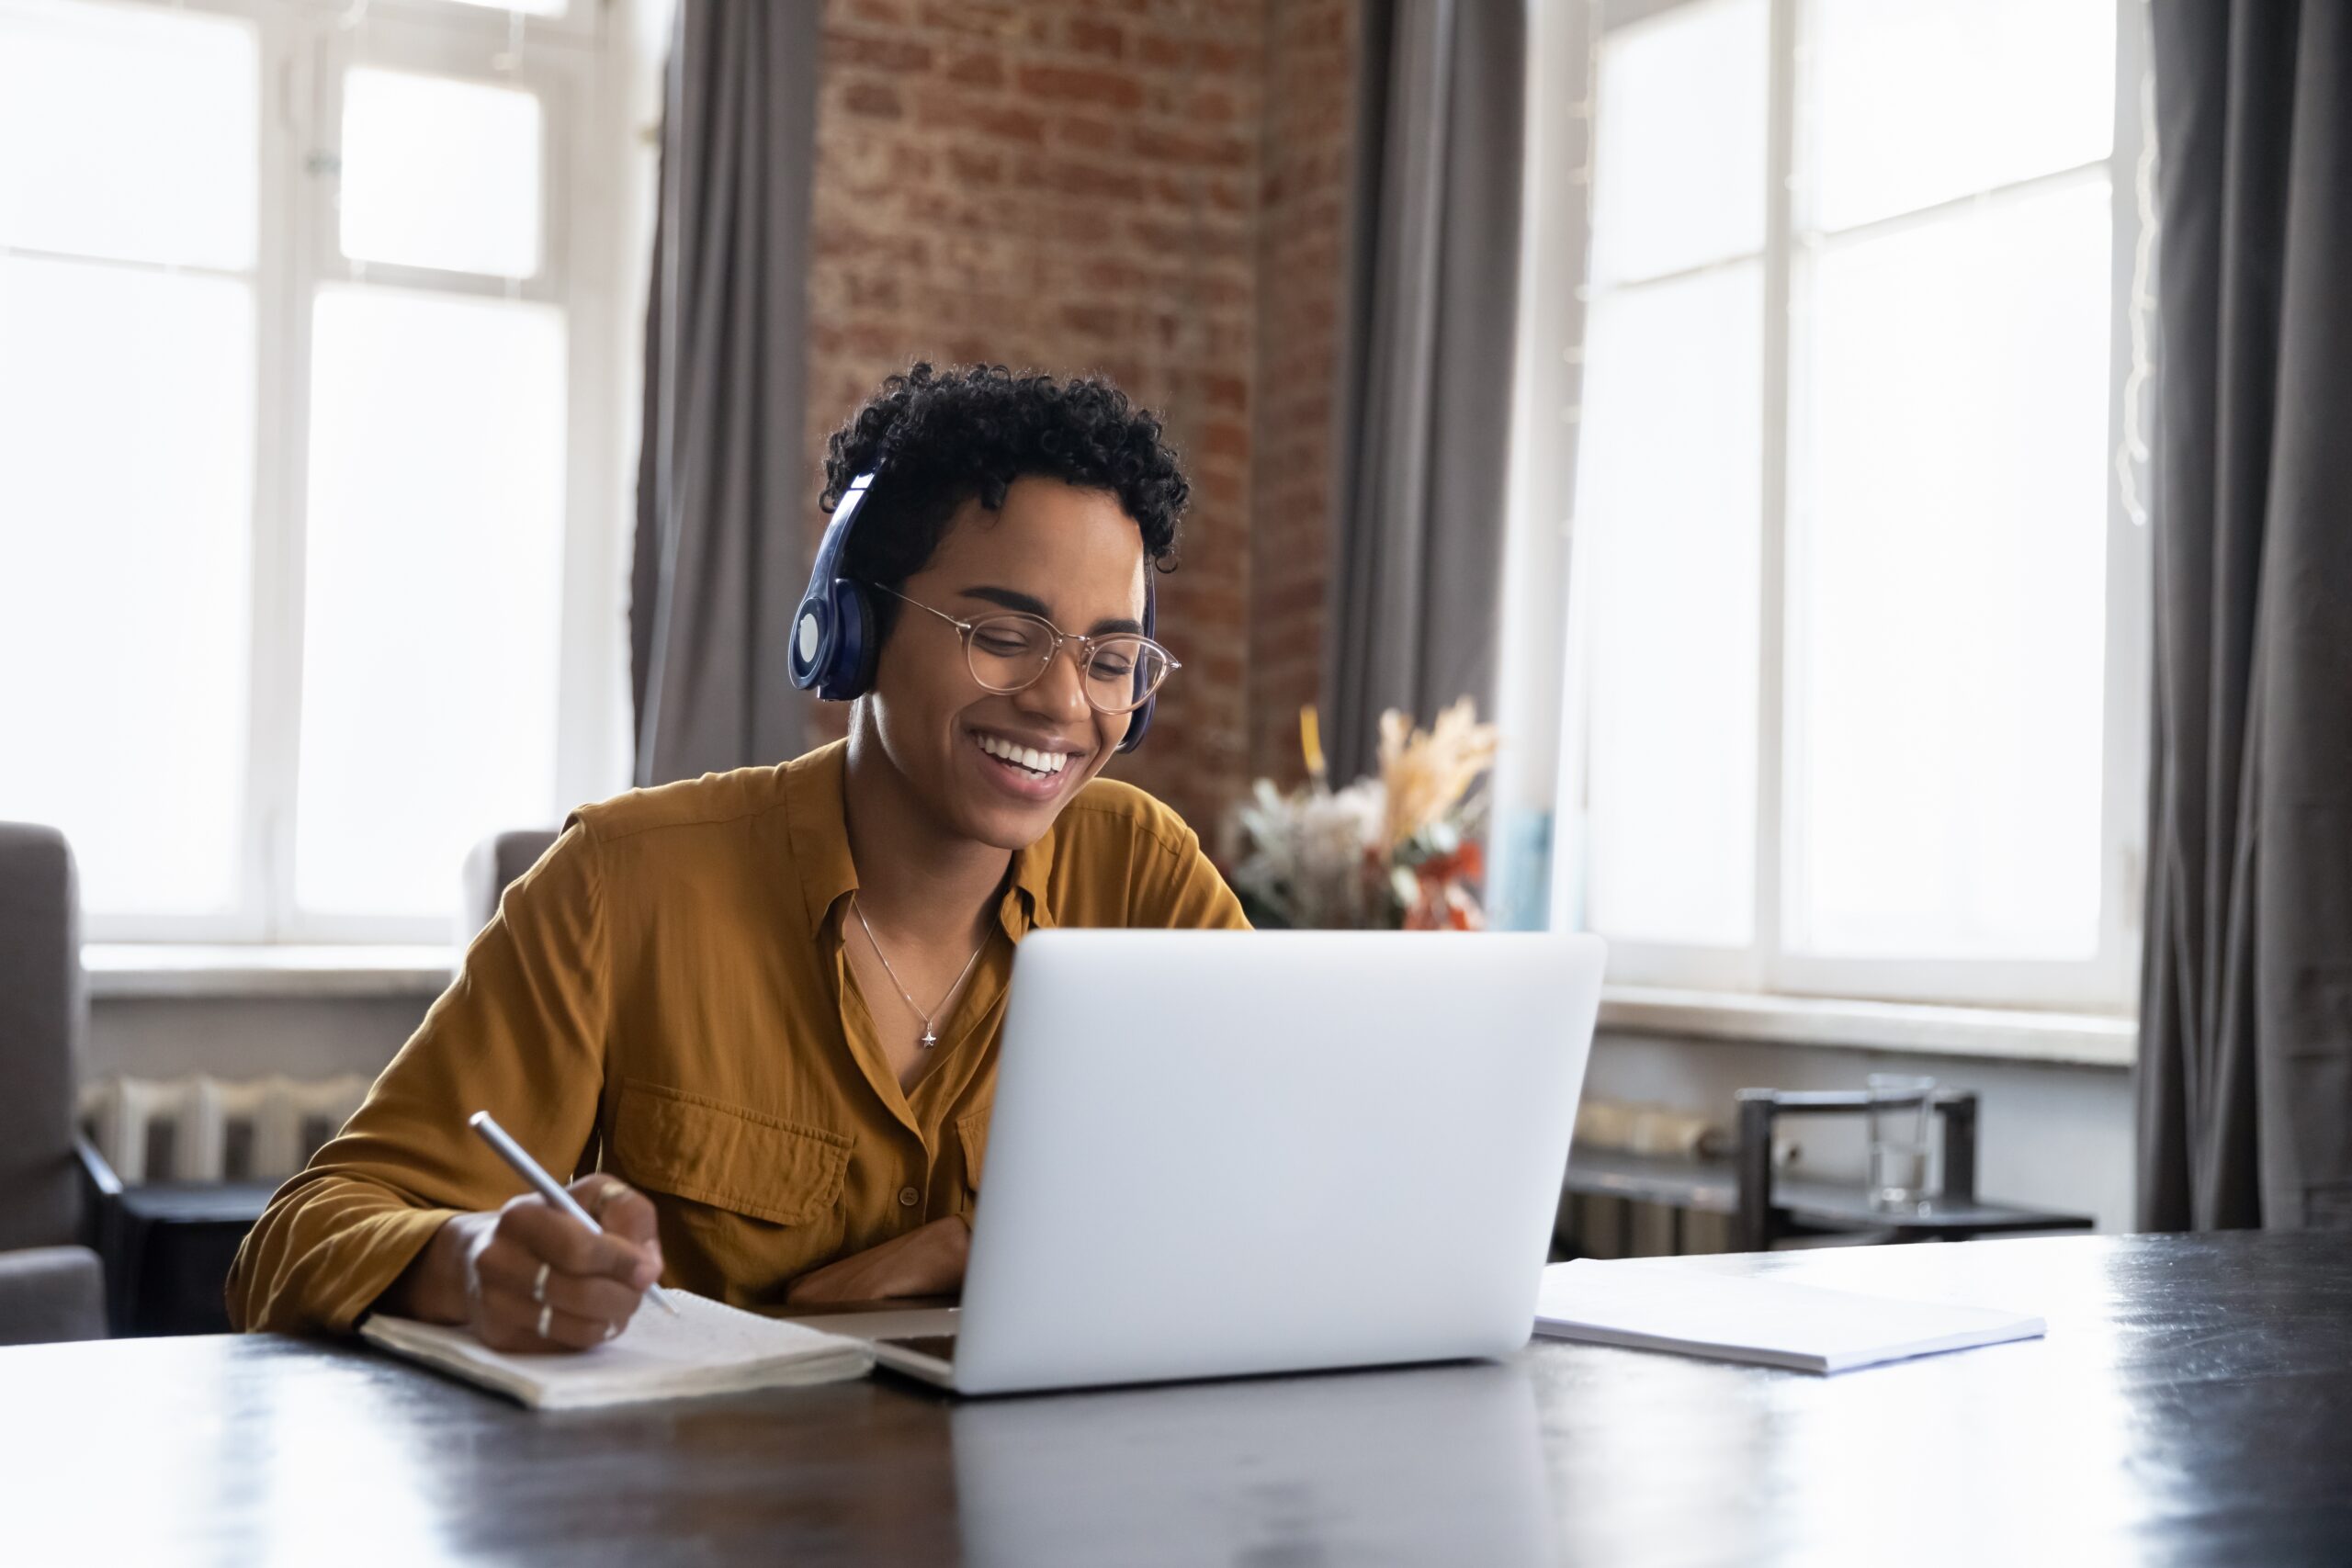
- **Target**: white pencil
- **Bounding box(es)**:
[469,1110,682,1316]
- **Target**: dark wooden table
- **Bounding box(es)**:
[4,1233,2347,1566]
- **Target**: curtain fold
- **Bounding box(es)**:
[1325,0,1526,784]
[2138,0,2352,1232]
[631,0,821,786]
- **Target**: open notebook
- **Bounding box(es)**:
[361,1292,875,1409]
[1533,1259,2044,1374]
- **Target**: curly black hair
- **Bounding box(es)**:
[819,362,1189,643]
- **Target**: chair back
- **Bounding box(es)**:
[459,829,561,942]
[0,824,85,1252]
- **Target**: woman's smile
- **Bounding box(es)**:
[964,723,1091,803]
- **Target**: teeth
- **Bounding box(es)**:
[978,733,1068,776]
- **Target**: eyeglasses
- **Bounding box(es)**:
[876,586,1180,715]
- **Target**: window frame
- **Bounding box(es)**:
[1518,0,2153,1015]
[10,0,635,946]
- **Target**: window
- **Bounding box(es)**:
[1525,0,2148,1010]
[0,0,634,942]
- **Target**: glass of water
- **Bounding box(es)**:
[1867,1073,1937,1212]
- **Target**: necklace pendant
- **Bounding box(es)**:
[920,1026,938,1050]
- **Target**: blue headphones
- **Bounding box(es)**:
[787,470,1159,753]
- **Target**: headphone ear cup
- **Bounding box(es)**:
[827,581,880,700]
[1116,571,1157,753]
[1118,694,1154,753]
[790,595,831,691]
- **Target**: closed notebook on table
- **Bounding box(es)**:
[360,1291,874,1409]
[1532,1259,2045,1374]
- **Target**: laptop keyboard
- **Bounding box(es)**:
[877,1334,958,1365]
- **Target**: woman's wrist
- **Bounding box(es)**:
[382,1212,483,1324]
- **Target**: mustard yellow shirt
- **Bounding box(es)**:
[227,740,1248,1334]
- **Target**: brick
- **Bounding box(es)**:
[1200,417,1250,463]
[918,0,1047,44]
[843,80,904,119]
[1007,153,1126,203]
[824,29,933,72]
[1198,371,1248,412]
[1060,302,1124,338]
[945,145,1006,186]
[942,50,1006,88]
[1038,204,1119,244]
[1079,255,1158,294]
[846,272,903,310]
[1261,575,1327,618]
[1201,175,1250,214]
[914,93,1049,145]
[1015,62,1147,111]
[1127,215,1250,262]
[1182,83,1243,122]
[1136,32,1251,76]
[1046,112,1125,150]
[1066,16,1125,58]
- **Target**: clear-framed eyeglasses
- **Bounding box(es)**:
[876,585,1180,715]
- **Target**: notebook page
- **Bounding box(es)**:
[362,1291,875,1408]
[1532,1259,2044,1373]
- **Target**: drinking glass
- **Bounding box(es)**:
[1867,1073,1936,1212]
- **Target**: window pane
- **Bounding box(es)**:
[0,257,253,916]
[340,68,544,278]
[445,0,568,15]
[297,286,566,918]
[1576,265,1763,947]
[1806,0,2115,232]
[1590,0,1768,286]
[0,0,257,269]
[1787,180,2110,959]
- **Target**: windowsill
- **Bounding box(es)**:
[83,944,456,1001]
[1598,985,2136,1068]
[80,947,2139,1067]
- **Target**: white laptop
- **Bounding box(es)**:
[804,930,1605,1396]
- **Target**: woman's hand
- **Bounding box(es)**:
[387,1175,664,1352]
[783,1216,970,1306]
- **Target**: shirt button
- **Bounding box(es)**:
[899,1186,920,1208]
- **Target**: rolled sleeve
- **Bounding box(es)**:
[227,818,612,1333]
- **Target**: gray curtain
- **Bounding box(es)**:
[1325,0,1526,784]
[631,1,821,787]
[2137,0,2352,1232]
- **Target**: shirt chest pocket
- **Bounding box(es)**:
[612,1078,852,1228]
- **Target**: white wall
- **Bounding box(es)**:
[87,995,430,1085]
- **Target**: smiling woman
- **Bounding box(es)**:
[226,364,1250,1346]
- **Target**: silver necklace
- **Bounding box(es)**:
[850,895,991,1051]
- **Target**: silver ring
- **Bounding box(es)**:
[532,1261,550,1303]
[537,1303,554,1339]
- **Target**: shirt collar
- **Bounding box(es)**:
[1008,821,1057,933]
[787,741,860,934]
[788,739,1061,937]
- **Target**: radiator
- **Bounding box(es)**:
[80,1074,373,1186]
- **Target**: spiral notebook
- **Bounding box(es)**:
[361,1291,876,1409]
[1533,1259,2044,1374]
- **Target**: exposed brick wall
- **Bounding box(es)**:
[1249,0,1354,791]
[801,0,1355,836]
